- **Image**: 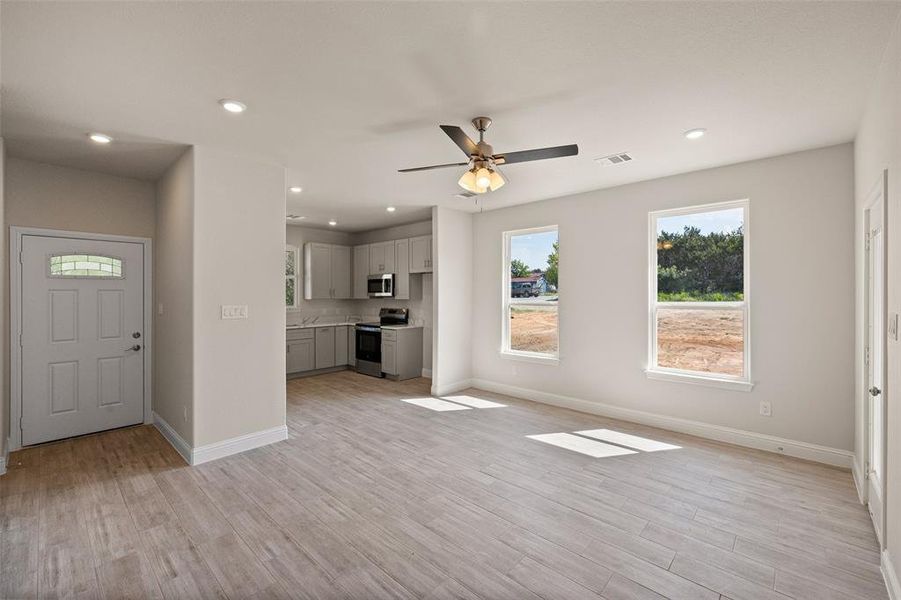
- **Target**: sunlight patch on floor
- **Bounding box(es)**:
[401,397,472,411]
[441,395,507,408]
[526,433,638,458]
[575,429,681,452]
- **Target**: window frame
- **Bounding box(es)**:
[286,245,299,310]
[501,225,560,364]
[647,199,752,391]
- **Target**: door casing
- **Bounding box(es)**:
[862,171,888,548]
[9,227,153,451]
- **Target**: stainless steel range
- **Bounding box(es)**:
[354,308,409,377]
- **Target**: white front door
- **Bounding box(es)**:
[20,235,146,446]
[865,195,886,543]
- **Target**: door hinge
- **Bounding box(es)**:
[865,345,870,367]
[866,231,871,251]
[18,332,23,348]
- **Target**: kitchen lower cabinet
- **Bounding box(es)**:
[380,327,422,380]
[348,327,356,366]
[315,327,336,369]
[381,339,397,375]
[287,329,316,374]
[335,326,348,365]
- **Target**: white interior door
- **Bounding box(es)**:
[865,197,886,543]
[20,235,145,446]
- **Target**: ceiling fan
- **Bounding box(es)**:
[399,117,578,194]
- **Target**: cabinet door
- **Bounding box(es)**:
[353,245,370,299]
[369,243,385,274]
[335,326,348,365]
[348,327,355,366]
[383,241,396,274]
[331,245,352,299]
[287,339,314,373]
[394,239,410,300]
[410,236,431,273]
[381,341,397,375]
[315,327,336,369]
[305,243,332,299]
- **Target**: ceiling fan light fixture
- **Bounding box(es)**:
[475,167,491,190]
[488,170,506,191]
[458,169,479,193]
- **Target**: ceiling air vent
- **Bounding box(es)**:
[454,191,477,199]
[595,152,633,166]
[286,214,306,221]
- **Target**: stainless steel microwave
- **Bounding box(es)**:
[367,273,395,297]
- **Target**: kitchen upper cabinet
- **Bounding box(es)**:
[410,235,432,273]
[394,238,410,300]
[304,243,352,300]
[353,245,370,299]
[331,245,352,299]
[315,327,336,369]
[369,241,395,275]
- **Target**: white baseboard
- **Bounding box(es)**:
[154,412,287,466]
[469,379,854,469]
[421,368,433,379]
[153,413,193,464]
[433,378,473,397]
[192,425,287,465]
[852,457,867,503]
[884,550,900,600]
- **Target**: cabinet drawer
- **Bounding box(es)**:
[382,329,397,341]
[287,328,315,341]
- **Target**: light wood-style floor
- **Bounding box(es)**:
[0,371,887,599]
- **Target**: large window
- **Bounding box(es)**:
[648,201,750,388]
[502,226,559,360]
[286,245,299,308]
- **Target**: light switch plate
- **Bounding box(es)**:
[221,304,248,320]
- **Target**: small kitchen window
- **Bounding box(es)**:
[502,226,559,362]
[286,245,299,309]
[648,200,751,390]
[49,254,123,278]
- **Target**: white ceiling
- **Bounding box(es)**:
[2,2,899,231]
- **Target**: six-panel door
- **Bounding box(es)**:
[21,235,145,446]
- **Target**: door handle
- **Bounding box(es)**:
[126,344,142,352]
[870,386,881,396]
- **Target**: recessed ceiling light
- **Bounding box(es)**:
[684,128,706,140]
[289,186,303,194]
[328,219,337,226]
[386,206,396,213]
[88,133,113,144]
[219,99,247,113]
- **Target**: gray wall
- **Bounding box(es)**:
[469,144,854,452]
[855,13,901,581]
[154,148,194,444]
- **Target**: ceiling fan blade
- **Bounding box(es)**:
[398,161,468,173]
[440,125,479,157]
[493,144,578,165]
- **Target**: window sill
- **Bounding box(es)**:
[500,350,560,365]
[645,369,754,392]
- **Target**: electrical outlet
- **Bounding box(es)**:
[759,401,772,417]
[221,304,248,320]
